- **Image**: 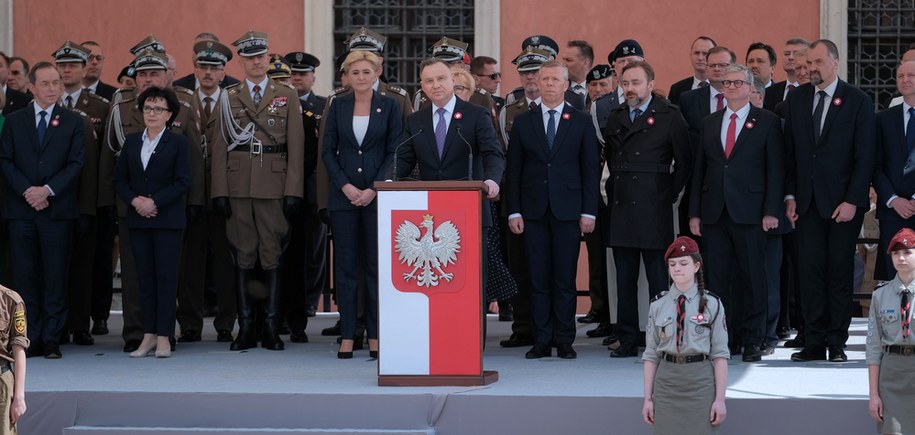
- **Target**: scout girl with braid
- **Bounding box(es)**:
[642,236,729,434]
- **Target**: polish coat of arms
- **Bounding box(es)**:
[394,214,461,287]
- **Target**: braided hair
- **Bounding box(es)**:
[690,253,709,316]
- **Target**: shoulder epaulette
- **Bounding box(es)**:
[513,98,527,109]
[173,86,194,96]
[650,291,669,303]
[304,110,315,118]
[74,109,89,117]
[180,100,191,108]
[86,92,109,104]
[874,281,891,290]
[476,88,489,95]
[387,84,408,97]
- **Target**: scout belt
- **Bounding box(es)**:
[231,144,288,154]
[609,162,671,173]
[661,353,709,364]
[885,345,915,356]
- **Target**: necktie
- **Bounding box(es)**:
[434,108,447,158]
[906,108,915,155]
[630,108,642,123]
[790,83,798,90]
[203,96,213,123]
[699,81,710,88]
[725,113,738,158]
[572,84,584,94]
[813,90,827,141]
[252,85,262,107]
[37,110,48,144]
[529,101,538,111]
[903,290,911,340]
[676,295,686,353]
[546,109,557,148]
[65,96,74,109]
[715,93,725,111]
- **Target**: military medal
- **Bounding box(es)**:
[268,118,275,127]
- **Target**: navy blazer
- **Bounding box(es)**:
[874,104,915,221]
[0,104,85,220]
[506,103,600,221]
[784,80,875,218]
[689,105,785,225]
[321,91,402,211]
[113,130,192,229]
[678,85,714,147]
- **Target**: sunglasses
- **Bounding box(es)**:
[474,72,501,80]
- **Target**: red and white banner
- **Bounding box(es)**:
[378,189,482,376]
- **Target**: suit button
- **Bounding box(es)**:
[724,164,728,169]
[543,180,547,184]
[614,201,619,205]
[336,151,339,155]
[547,163,551,167]
[812,154,816,158]
[617,152,623,156]
[357,168,363,173]
[615,175,619,180]
[631,201,636,205]
[358,150,363,155]
[632,175,637,180]
[635,151,640,156]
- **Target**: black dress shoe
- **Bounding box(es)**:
[776,326,791,340]
[790,346,826,362]
[290,331,309,343]
[216,330,234,342]
[556,344,577,359]
[43,343,62,359]
[760,344,775,356]
[305,305,317,317]
[525,344,552,359]
[742,344,762,362]
[123,339,142,353]
[578,311,600,324]
[72,331,95,346]
[91,320,109,335]
[784,335,806,348]
[500,334,534,348]
[828,346,847,362]
[602,335,620,346]
[609,342,639,358]
[337,351,353,359]
[586,322,612,338]
[498,309,514,322]
[177,330,201,343]
[369,350,378,358]
[321,321,341,336]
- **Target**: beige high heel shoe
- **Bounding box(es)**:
[155,337,171,358]
[130,335,156,358]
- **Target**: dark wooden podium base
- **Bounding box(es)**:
[378,370,499,387]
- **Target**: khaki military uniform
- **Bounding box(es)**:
[866,277,915,434]
[99,86,205,343]
[643,284,728,435]
[210,78,305,270]
[0,286,27,435]
[499,97,535,146]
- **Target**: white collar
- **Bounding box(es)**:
[432,95,458,114]
[246,77,269,92]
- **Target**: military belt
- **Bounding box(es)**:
[661,353,708,364]
[231,144,288,154]
[885,345,915,356]
[609,162,671,174]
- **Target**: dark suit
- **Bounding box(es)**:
[3,87,29,115]
[667,76,695,106]
[506,103,599,345]
[764,81,788,112]
[114,130,191,337]
[676,85,718,236]
[784,80,875,349]
[89,81,118,101]
[0,104,85,346]
[603,96,692,346]
[874,104,915,280]
[689,105,784,347]
[322,91,401,340]
[172,73,241,90]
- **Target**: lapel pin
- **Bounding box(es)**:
[562,112,571,120]
[454,112,463,120]
[833,97,842,106]
[50,115,60,127]
[376,107,381,113]
[646,116,655,125]
[745,120,755,129]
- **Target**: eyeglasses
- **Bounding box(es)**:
[474,72,501,80]
[453,85,468,93]
[88,55,105,62]
[707,63,730,69]
[142,106,170,115]
[721,80,748,88]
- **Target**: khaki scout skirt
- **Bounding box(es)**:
[878,353,915,434]
[652,358,718,435]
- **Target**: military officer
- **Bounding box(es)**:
[266,54,293,86]
[342,27,412,123]
[99,42,205,353]
[53,40,109,347]
[505,35,584,110]
[498,47,548,145]
[286,51,326,115]
[412,38,498,118]
[176,40,236,343]
[211,31,305,351]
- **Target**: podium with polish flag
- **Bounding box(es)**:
[375,181,498,386]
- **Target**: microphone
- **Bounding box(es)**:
[456,126,474,182]
[392,128,424,182]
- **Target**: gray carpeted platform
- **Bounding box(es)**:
[22,314,876,434]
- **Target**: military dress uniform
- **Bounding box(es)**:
[211,31,305,351]
[0,286,28,435]
[866,229,915,434]
[99,47,205,351]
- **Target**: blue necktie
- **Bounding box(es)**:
[813,90,827,142]
[907,107,915,155]
[546,109,556,149]
[37,110,48,145]
[435,108,447,158]
[630,108,642,123]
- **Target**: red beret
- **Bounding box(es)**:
[665,236,699,261]
[887,228,915,253]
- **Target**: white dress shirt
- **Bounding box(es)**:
[431,95,457,133]
[720,103,751,151]
[353,115,369,147]
[709,86,724,112]
[812,77,839,132]
[141,128,165,170]
[61,88,83,108]
[246,77,269,102]
[691,77,709,90]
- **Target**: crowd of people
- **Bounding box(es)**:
[0,26,914,434]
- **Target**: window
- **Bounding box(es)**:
[848,0,915,109]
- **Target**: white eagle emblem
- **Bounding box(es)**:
[395,214,461,287]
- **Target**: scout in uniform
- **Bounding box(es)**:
[176,40,237,344]
[0,285,28,434]
[643,236,729,434]
[99,40,205,353]
[867,228,915,434]
[210,31,305,351]
[53,40,108,347]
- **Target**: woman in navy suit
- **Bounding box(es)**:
[322,51,402,358]
[114,87,191,358]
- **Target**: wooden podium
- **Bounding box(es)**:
[375,181,498,386]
